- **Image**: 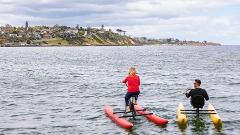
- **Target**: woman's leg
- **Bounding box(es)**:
[125,92,131,106]
[125,92,131,112]
[134,91,140,104]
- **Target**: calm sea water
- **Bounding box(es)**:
[0,46,240,135]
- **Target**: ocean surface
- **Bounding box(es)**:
[0,46,240,135]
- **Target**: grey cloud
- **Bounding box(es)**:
[0,0,176,22]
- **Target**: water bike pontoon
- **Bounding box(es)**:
[104,95,168,129]
[177,95,222,128]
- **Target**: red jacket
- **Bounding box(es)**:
[122,75,140,92]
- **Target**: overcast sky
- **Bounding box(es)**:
[0,0,240,45]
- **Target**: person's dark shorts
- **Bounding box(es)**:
[125,91,140,106]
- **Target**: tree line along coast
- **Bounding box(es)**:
[0,21,221,47]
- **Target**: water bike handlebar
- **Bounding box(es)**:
[120,81,128,87]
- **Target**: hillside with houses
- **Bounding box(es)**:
[0,22,221,47]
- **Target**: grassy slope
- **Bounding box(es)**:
[44,38,69,45]
[33,38,69,46]
[32,32,136,46]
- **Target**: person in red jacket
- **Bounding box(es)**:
[122,67,140,112]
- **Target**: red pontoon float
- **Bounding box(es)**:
[104,104,168,129]
[135,104,168,125]
[104,106,133,129]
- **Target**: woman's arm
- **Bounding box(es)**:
[122,77,128,83]
[138,76,140,86]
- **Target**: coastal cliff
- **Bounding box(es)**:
[0,24,221,46]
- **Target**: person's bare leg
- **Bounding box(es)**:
[125,106,130,112]
[134,96,138,104]
[134,100,137,104]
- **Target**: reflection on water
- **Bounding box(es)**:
[190,116,206,133]
[178,123,187,132]
[213,121,223,132]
